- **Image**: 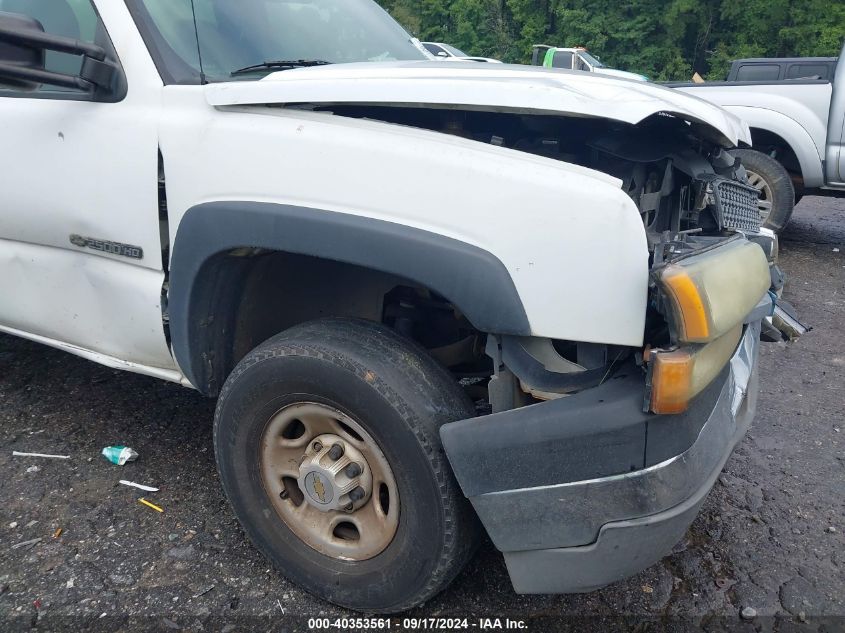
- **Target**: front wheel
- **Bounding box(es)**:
[214,318,479,612]
[731,148,796,232]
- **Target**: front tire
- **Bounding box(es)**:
[214,318,479,612]
[731,148,796,232]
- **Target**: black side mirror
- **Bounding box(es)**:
[0,11,45,91]
[0,10,116,93]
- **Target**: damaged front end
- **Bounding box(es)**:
[307,102,800,409]
[206,62,806,344]
[437,133,777,596]
[439,225,771,594]
[313,102,804,345]
[205,65,806,594]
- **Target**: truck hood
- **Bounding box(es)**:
[205,61,751,147]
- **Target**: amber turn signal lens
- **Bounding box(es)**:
[649,326,742,415]
[661,268,710,342]
[650,349,693,414]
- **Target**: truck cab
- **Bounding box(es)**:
[531,44,648,81]
[0,0,773,613]
[726,56,838,82]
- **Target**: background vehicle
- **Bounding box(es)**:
[0,0,772,613]
[531,45,648,81]
[422,41,501,63]
[674,42,845,232]
[726,56,838,82]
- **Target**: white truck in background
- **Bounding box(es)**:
[674,42,845,232]
[531,45,648,81]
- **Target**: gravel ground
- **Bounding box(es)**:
[1,198,843,632]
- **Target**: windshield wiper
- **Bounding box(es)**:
[230,60,332,76]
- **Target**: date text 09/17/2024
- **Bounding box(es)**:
[307,618,528,630]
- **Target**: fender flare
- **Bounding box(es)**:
[724,105,825,188]
[169,201,530,392]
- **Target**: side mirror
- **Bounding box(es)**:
[0,12,45,91]
[436,51,449,58]
[0,10,116,93]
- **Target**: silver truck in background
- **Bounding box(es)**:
[726,56,838,82]
[672,41,845,232]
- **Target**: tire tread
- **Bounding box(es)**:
[732,148,796,232]
[214,318,478,612]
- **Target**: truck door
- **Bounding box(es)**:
[549,50,574,70]
[574,53,592,72]
[0,0,176,373]
[825,43,845,184]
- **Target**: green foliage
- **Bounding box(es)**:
[376,0,844,81]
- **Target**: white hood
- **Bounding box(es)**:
[205,61,751,147]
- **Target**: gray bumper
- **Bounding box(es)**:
[443,321,760,594]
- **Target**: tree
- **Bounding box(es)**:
[375,0,844,81]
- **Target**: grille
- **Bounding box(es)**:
[715,180,761,232]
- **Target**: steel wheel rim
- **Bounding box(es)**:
[259,402,400,561]
[745,169,774,222]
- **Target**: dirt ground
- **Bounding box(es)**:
[1,197,843,632]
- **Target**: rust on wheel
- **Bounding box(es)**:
[259,402,399,560]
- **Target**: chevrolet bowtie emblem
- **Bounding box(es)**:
[312,474,326,503]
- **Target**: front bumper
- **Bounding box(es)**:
[441,320,760,594]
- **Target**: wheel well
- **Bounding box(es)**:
[749,128,804,190]
[186,249,485,396]
[168,201,532,394]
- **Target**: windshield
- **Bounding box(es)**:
[578,51,605,68]
[127,0,428,84]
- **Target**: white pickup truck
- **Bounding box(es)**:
[531,44,648,81]
[675,43,845,231]
[0,0,775,613]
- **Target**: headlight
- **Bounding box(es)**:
[657,240,770,344]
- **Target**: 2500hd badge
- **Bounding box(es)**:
[69,234,144,260]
